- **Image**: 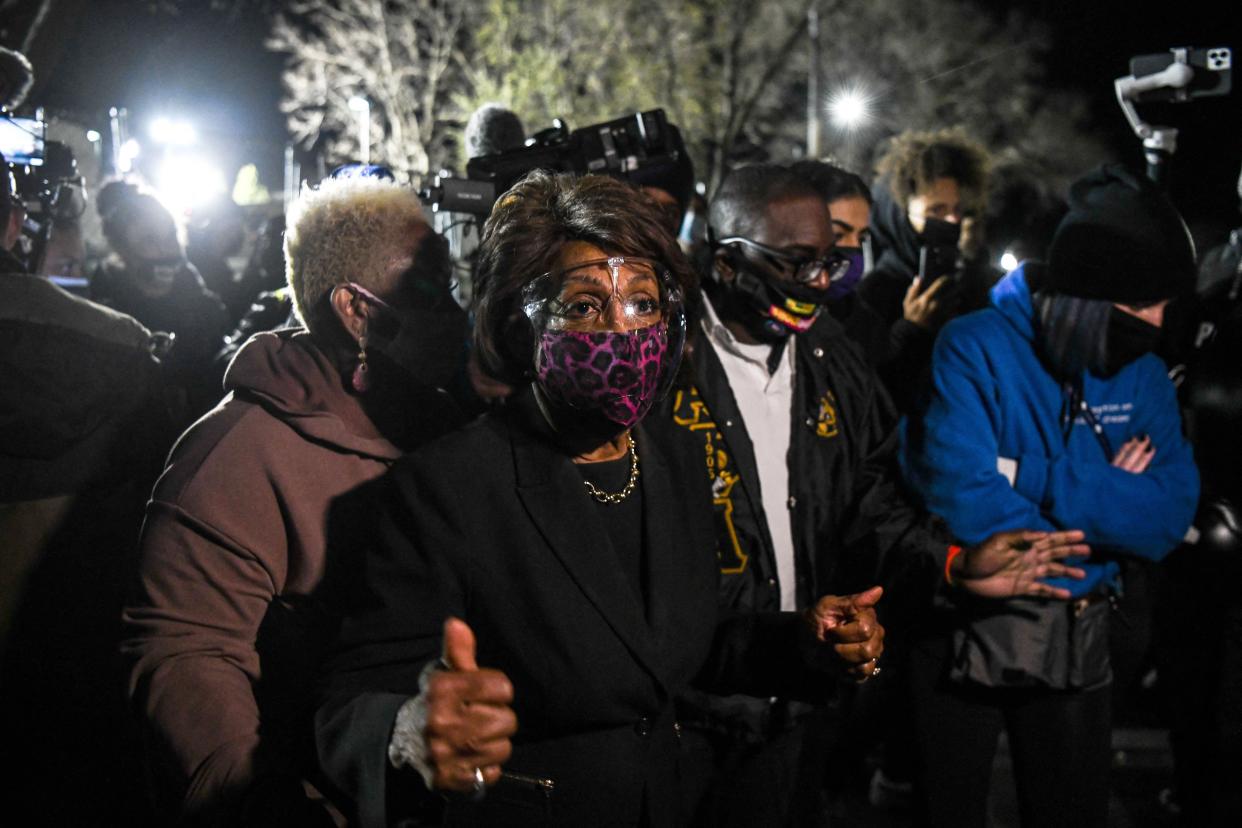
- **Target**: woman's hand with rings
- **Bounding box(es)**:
[804,585,885,681]
[854,655,884,685]
[424,618,517,794]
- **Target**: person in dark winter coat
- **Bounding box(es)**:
[669,163,1092,828]
[857,128,997,413]
[91,182,231,420]
[1154,167,1242,826]
[0,265,169,828]
[313,172,894,828]
[121,174,468,826]
[900,165,1200,828]
[2,159,171,823]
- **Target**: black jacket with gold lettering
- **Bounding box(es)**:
[660,296,949,738]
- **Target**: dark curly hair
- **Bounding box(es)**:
[874,127,989,211]
[473,170,697,385]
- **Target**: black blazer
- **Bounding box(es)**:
[315,403,820,828]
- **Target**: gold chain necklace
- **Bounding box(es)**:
[582,437,640,504]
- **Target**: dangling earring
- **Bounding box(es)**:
[351,333,370,393]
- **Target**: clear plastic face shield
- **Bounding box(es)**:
[522,256,682,334]
[521,256,686,428]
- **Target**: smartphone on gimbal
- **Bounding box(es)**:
[1128,47,1231,103]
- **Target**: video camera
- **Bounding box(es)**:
[422,108,688,216]
[1,113,86,271]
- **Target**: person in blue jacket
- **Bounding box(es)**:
[900,165,1199,828]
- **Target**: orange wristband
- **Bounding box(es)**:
[945,544,964,585]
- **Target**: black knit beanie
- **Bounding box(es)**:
[1046,164,1196,303]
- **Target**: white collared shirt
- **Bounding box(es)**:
[700,297,798,611]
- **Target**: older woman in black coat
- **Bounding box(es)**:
[314,172,886,828]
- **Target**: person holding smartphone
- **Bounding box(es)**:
[857,128,997,413]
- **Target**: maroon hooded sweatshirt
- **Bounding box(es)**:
[121,329,458,824]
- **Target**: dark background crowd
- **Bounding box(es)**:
[1,2,1240,827]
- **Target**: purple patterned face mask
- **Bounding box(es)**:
[825,247,865,300]
[535,321,670,428]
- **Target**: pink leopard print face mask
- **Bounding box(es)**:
[535,321,669,428]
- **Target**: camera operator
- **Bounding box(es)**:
[1,147,173,825]
[91,180,230,422]
[858,128,996,413]
[464,102,526,159]
[625,124,696,236]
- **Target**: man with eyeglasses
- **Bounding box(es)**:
[668,164,1087,828]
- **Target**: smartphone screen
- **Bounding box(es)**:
[917,218,962,282]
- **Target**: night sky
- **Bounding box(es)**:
[1011,0,1240,235]
[17,0,1241,236]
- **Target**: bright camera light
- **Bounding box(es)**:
[827,85,872,130]
[150,116,197,145]
[157,153,227,218]
[118,138,142,173]
[86,129,102,143]
[347,96,370,113]
[1000,251,1019,272]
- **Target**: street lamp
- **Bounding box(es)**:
[348,96,371,164]
[806,8,821,157]
[827,84,873,131]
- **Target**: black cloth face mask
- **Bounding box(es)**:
[347,281,468,390]
[711,253,833,343]
[1101,305,1161,377]
[372,305,468,389]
